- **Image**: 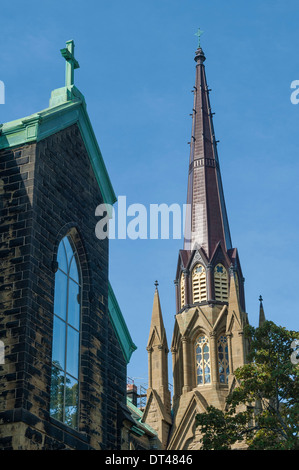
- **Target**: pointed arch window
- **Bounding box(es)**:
[50,236,81,430]
[195,335,211,385]
[214,264,228,302]
[192,264,207,303]
[218,335,230,384]
[180,272,185,309]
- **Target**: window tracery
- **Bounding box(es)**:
[195,335,211,385]
[218,335,230,384]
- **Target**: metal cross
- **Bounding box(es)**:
[60,40,80,87]
[195,28,204,48]
[154,280,159,289]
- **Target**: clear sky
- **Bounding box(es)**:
[1,0,299,387]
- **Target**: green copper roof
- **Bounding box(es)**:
[108,283,137,364]
[0,83,116,208]
[127,397,157,436]
[0,39,116,208]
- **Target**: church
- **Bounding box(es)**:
[141,36,254,449]
[0,35,257,450]
[0,40,140,450]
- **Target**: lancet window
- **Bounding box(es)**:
[192,264,207,303]
[214,263,228,301]
[50,236,81,429]
[218,335,230,384]
[195,335,211,385]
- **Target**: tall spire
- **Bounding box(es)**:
[184,33,232,258]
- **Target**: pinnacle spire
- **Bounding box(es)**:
[259,295,266,326]
[147,283,167,349]
[184,33,232,258]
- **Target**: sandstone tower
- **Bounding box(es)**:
[143,37,250,450]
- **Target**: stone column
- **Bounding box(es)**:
[174,280,179,313]
[238,329,245,366]
[206,263,213,301]
[183,269,190,305]
[227,333,233,375]
[171,346,178,402]
[147,346,153,388]
[210,331,218,384]
[182,336,191,393]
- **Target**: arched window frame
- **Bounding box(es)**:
[192,263,207,303]
[217,334,230,384]
[50,235,82,430]
[214,263,228,302]
[195,334,211,385]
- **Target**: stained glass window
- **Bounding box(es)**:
[195,335,211,385]
[218,335,230,384]
[192,264,207,303]
[50,236,81,429]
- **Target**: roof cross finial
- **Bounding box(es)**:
[195,27,204,48]
[154,280,159,289]
[60,40,80,87]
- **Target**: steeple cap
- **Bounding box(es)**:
[194,47,206,63]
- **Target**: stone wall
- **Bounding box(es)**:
[0,124,127,449]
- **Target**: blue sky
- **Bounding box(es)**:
[1,0,298,386]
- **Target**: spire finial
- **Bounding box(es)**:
[195,27,204,48]
[259,295,263,303]
[154,280,159,289]
[60,40,80,87]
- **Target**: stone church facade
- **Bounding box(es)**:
[0,41,137,450]
[142,41,250,450]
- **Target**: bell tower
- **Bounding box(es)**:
[167,33,250,450]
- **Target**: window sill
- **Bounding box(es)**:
[49,416,89,443]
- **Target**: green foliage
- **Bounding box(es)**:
[195,321,299,450]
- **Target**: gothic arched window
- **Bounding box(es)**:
[180,272,185,309]
[218,335,230,384]
[214,263,228,302]
[50,236,81,429]
[195,335,211,385]
[192,264,207,303]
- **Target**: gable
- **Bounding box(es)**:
[0,85,116,213]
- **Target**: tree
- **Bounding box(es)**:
[195,321,299,450]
